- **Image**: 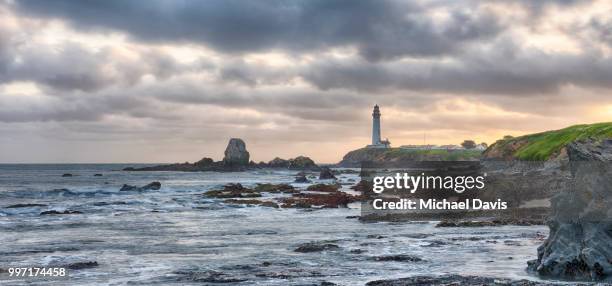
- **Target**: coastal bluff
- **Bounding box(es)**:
[123,138,319,172]
[337,147,482,167]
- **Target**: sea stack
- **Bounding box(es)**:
[223,138,250,167]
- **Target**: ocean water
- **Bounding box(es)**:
[0,164,553,285]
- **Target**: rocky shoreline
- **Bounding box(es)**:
[123,138,320,172]
[106,136,612,283]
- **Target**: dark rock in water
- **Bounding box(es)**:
[294,172,311,183]
[528,139,612,281]
[92,201,128,206]
[260,201,279,208]
[365,274,582,286]
[368,255,423,262]
[294,242,340,253]
[119,184,139,192]
[189,271,247,283]
[93,174,103,177]
[223,138,250,167]
[204,183,261,198]
[267,157,289,168]
[5,203,48,208]
[288,156,319,170]
[142,181,161,191]
[40,210,82,215]
[306,183,340,193]
[61,173,73,177]
[194,157,214,167]
[222,199,279,208]
[281,191,361,208]
[123,158,217,172]
[253,183,296,193]
[64,261,98,270]
[319,167,337,180]
[120,182,161,192]
[436,219,544,227]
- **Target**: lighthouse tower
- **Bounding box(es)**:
[372,105,381,145]
[367,105,391,148]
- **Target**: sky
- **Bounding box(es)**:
[0,0,611,163]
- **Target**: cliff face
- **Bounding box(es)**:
[528,139,612,280]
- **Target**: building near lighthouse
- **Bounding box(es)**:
[367,105,391,148]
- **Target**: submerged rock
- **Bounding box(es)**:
[64,261,98,270]
[40,210,82,215]
[294,172,311,183]
[223,199,279,208]
[187,270,247,283]
[5,203,48,208]
[366,274,586,286]
[119,184,139,192]
[294,242,340,253]
[368,255,423,262]
[436,219,544,227]
[142,181,161,190]
[119,181,161,192]
[318,167,337,180]
[223,138,250,167]
[527,139,612,281]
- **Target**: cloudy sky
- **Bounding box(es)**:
[1,0,611,163]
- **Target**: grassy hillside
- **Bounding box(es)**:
[382,148,483,161]
[338,147,482,166]
[486,122,612,161]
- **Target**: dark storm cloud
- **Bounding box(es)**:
[301,38,612,95]
[0,90,156,123]
[14,0,503,61]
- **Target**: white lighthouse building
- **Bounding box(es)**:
[367,105,391,148]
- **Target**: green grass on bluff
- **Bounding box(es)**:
[492,122,612,160]
[383,148,482,161]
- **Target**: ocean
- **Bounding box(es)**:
[0,164,551,285]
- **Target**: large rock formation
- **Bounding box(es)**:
[223,138,250,167]
[122,138,318,172]
[528,139,612,280]
[288,156,318,170]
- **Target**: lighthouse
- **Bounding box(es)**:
[372,105,381,145]
[367,105,391,148]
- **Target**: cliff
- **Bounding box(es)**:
[483,122,612,161]
[527,139,612,280]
